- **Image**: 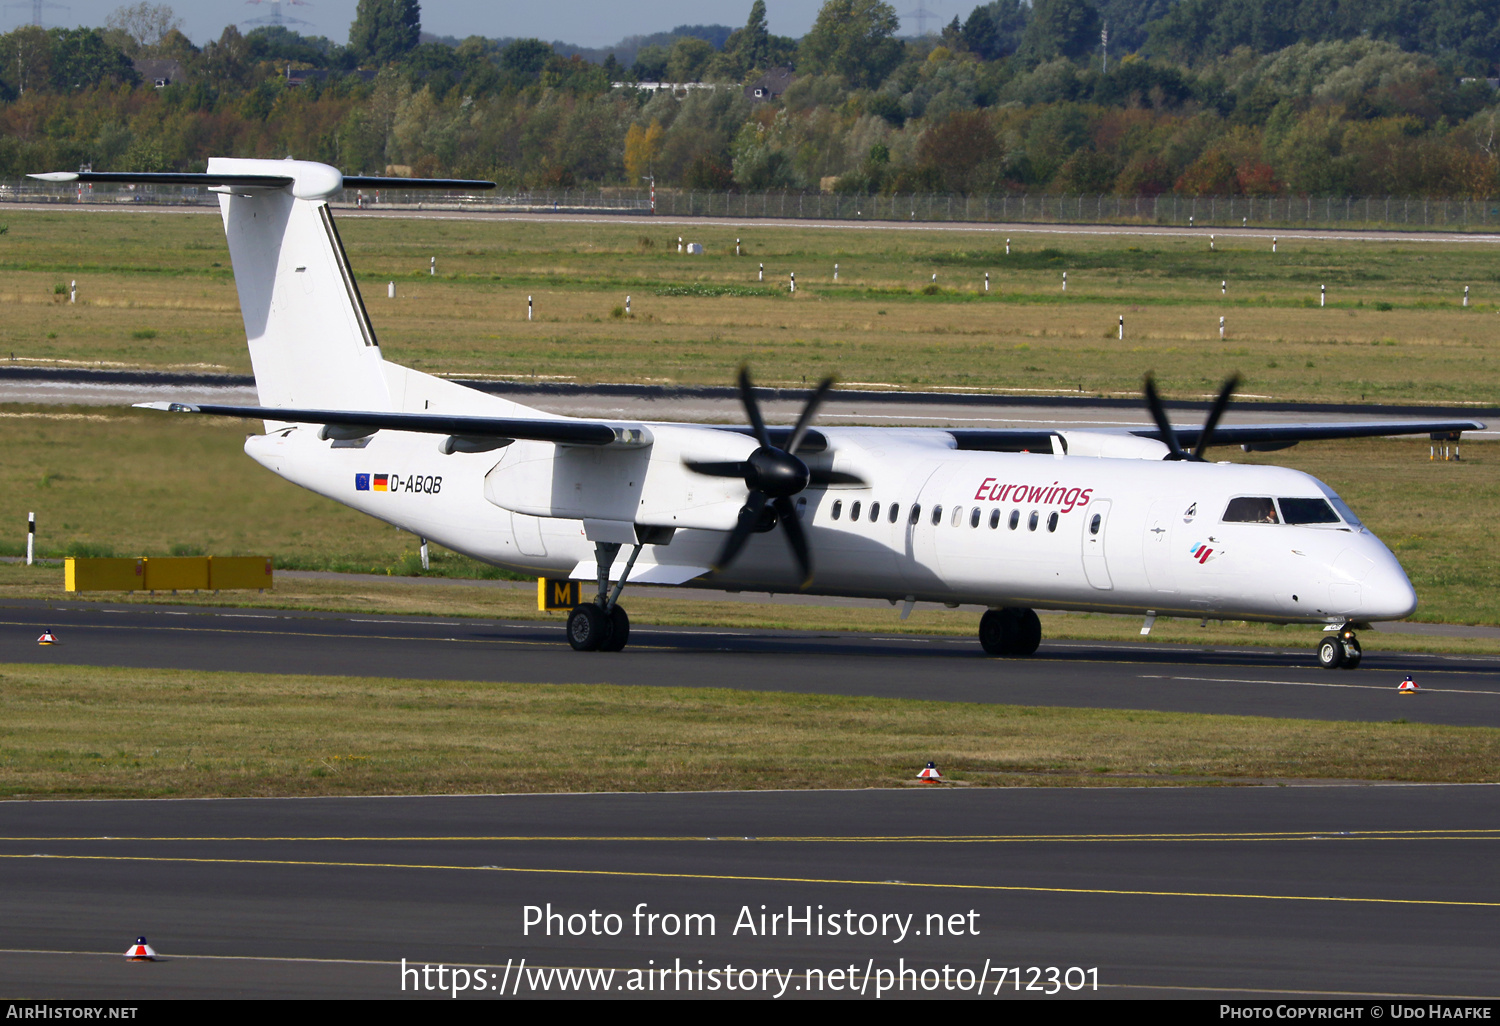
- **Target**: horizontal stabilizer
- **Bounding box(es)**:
[134,401,648,448]
[29,170,496,196]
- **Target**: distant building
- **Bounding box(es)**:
[745,66,793,102]
[285,67,378,87]
[612,81,717,96]
[134,58,186,88]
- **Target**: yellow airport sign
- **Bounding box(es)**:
[537,577,581,610]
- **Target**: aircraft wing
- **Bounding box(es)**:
[133,402,648,447]
[948,419,1485,454]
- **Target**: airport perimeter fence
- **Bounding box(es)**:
[4,179,1500,232]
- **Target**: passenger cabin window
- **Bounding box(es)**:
[1089,513,1102,535]
[931,505,943,526]
[1222,497,1279,524]
[1278,498,1341,525]
[869,502,880,522]
[831,500,842,520]
[850,501,862,521]
[951,506,964,528]
[889,503,900,524]
[1028,510,1040,531]
[909,504,921,525]
[989,508,1001,529]
[1009,509,1020,530]
[969,507,981,528]
[1047,511,1059,532]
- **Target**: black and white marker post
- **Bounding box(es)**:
[27,512,34,566]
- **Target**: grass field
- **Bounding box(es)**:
[0,662,1494,798]
[2,210,1500,403]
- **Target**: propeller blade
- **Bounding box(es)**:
[737,366,772,451]
[809,468,867,487]
[683,460,749,478]
[713,490,767,571]
[1193,374,1241,459]
[785,376,835,456]
[1143,374,1188,459]
[773,495,814,587]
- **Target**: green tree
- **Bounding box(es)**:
[731,0,773,70]
[48,28,138,91]
[0,26,52,96]
[349,0,420,65]
[105,3,182,53]
[799,0,903,89]
[1017,0,1101,63]
[501,38,553,77]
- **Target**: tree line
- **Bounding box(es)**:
[3,0,1500,198]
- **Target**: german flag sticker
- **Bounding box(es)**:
[374,474,389,491]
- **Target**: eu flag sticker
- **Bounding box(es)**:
[355,474,370,491]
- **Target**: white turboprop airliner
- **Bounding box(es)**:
[33,159,1483,668]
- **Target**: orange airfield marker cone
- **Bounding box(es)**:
[1398,676,1419,694]
[918,761,942,782]
[37,630,57,645]
[125,936,157,961]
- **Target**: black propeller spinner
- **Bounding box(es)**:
[1143,373,1241,461]
[685,369,835,586]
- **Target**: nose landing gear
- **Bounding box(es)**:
[1316,625,1362,670]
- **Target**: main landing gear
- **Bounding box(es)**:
[1316,624,1363,670]
[979,607,1042,657]
[567,541,641,653]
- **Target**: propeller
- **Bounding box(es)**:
[684,369,837,585]
[1142,373,1241,461]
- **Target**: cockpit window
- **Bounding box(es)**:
[1278,497,1340,525]
[1222,497,1279,524]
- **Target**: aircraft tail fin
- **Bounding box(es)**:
[32,161,494,412]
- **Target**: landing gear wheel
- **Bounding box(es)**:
[567,604,609,652]
[979,607,1042,657]
[600,605,630,652]
[1340,637,1362,670]
[1317,635,1345,670]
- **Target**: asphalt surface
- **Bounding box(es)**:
[4,600,1498,726]
[1,785,1498,999]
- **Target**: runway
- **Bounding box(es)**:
[2,785,1498,998]
[5,600,1498,726]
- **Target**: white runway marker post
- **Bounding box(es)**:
[759,263,763,281]
[69,280,76,304]
[528,295,533,320]
[1222,280,1226,296]
[625,295,630,316]
[1273,237,1278,253]
[387,281,394,298]
[1210,234,1215,250]
[790,272,795,294]
[1118,315,1124,340]
[1062,271,1067,292]
[985,272,989,292]
[27,512,34,566]
[834,263,838,281]
[430,256,435,276]
[1006,238,1010,255]
[1321,284,1326,307]
[1464,285,1470,307]
[677,236,682,253]
[736,238,741,256]
[1219,315,1225,339]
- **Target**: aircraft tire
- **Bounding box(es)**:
[600,605,630,652]
[567,604,609,652]
[1316,635,1345,669]
[1340,637,1362,670]
[979,608,1042,657]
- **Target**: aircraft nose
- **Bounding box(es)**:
[1357,546,1418,621]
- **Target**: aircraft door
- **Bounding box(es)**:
[510,512,547,556]
[1081,499,1112,590]
[1143,499,1177,593]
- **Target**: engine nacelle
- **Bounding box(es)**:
[1058,430,1172,460]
